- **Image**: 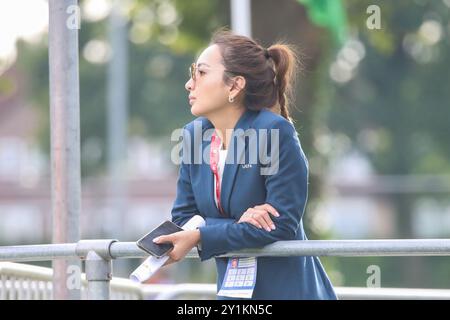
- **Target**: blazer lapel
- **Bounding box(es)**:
[220,110,258,216]
[199,110,258,218]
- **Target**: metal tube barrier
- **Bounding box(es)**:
[0,262,143,300]
[334,287,450,300]
[75,240,117,300]
[1,239,450,299]
[141,284,450,300]
[109,239,450,259]
[48,0,82,300]
[84,251,112,300]
[2,239,450,263]
[0,244,77,262]
[3,261,450,300]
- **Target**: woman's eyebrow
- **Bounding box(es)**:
[197,62,211,68]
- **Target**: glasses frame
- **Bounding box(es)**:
[189,63,198,82]
[188,62,237,84]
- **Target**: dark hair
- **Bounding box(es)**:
[211,28,300,122]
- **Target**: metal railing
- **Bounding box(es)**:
[145,284,450,300]
[2,261,450,300]
[3,261,450,300]
[0,262,142,300]
[1,239,450,300]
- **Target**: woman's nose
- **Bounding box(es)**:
[185,78,195,91]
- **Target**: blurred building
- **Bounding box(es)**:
[0,66,178,244]
[315,149,450,239]
[317,150,396,239]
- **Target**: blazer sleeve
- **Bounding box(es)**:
[171,125,237,228]
[171,126,200,227]
[197,119,309,261]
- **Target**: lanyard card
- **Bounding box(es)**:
[217,257,257,299]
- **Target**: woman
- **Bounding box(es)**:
[153,29,337,300]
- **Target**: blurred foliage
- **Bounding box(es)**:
[0,76,16,97]
[323,0,450,288]
[330,0,450,175]
[16,0,227,176]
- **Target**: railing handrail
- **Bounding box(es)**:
[2,239,450,262]
[2,239,450,299]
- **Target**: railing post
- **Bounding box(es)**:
[48,0,82,300]
[75,239,117,300]
[85,251,112,300]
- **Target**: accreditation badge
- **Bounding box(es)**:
[217,257,257,298]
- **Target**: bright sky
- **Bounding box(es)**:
[0,0,48,59]
[0,0,111,74]
[0,0,48,75]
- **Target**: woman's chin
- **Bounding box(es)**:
[190,105,205,117]
[190,108,200,117]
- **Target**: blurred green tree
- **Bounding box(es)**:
[16,0,227,177]
[326,0,450,287]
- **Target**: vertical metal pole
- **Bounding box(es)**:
[106,0,129,240]
[49,0,81,299]
[231,0,252,37]
[85,251,112,300]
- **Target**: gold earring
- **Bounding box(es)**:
[229,96,234,103]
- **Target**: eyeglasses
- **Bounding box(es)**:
[188,63,235,82]
[189,63,198,82]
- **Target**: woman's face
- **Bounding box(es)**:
[185,44,230,117]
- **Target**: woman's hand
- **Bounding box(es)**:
[237,204,280,232]
[152,229,201,266]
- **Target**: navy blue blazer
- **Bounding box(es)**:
[171,108,337,300]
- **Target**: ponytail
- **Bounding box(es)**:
[267,44,299,122]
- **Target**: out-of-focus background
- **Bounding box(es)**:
[1,0,449,289]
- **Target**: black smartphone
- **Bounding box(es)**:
[136,220,183,258]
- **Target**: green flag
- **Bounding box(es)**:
[297,0,348,45]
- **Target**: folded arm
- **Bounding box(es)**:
[197,119,309,261]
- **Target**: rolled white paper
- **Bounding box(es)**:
[180,215,206,232]
[130,215,205,283]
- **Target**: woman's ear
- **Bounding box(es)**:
[229,75,246,99]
